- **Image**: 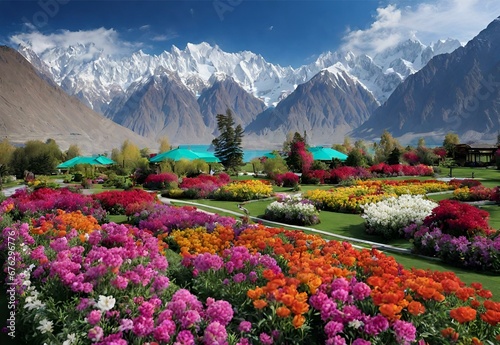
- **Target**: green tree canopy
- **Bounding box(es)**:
[212,110,244,173]
[443,132,460,157]
[10,139,63,177]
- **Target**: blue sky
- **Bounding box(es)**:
[1,0,500,67]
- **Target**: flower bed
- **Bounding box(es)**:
[133,203,236,235]
[0,187,106,222]
[403,199,500,272]
[212,179,273,201]
[453,185,496,201]
[273,172,300,187]
[328,166,372,183]
[178,173,231,199]
[361,194,437,238]
[370,163,434,177]
[305,179,456,214]
[93,189,157,215]
[264,194,320,226]
[1,187,499,344]
[143,172,178,190]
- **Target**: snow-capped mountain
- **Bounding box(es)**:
[18,38,461,113]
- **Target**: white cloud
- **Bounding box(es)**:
[342,0,500,55]
[151,32,178,42]
[10,27,142,57]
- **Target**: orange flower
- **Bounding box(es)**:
[276,306,291,318]
[379,303,402,321]
[290,300,309,315]
[247,287,263,300]
[450,306,477,323]
[407,301,425,316]
[440,327,459,341]
[484,300,500,312]
[253,299,268,309]
[480,310,500,326]
[471,337,483,345]
[292,315,305,329]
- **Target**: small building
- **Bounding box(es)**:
[454,143,499,166]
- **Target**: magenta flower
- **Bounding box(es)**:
[352,282,371,300]
[393,320,416,345]
[364,315,389,336]
[238,321,252,332]
[86,310,102,325]
[326,335,347,345]
[352,339,371,345]
[259,332,273,345]
[118,318,134,332]
[203,321,228,345]
[88,326,104,342]
[325,320,344,337]
[205,299,234,326]
[153,319,176,343]
[174,330,195,345]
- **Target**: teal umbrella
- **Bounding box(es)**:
[308,147,348,161]
[57,156,116,169]
[150,148,220,163]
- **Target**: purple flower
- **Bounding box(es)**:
[111,276,129,290]
[326,335,347,345]
[232,272,247,283]
[203,321,228,345]
[174,330,195,345]
[352,339,371,345]
[352,282,371,300]
[364,315,389,336]
[154,319,176,343]
[180,310,201,329]
[118,318,134,332]
[238,321,252,332]
[205,299,234,326]
[393,320,416,345]
[325,321,344,337]
[259,332,273,345]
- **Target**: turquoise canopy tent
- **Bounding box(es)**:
[57,156,116,169]
[149,148,220,163]
[308,147,348,161]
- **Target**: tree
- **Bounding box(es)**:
[9,140,62,177]
[65,144,81,160]
[387,147,401,165]
[345,148,367,167]
[212,110,244,173]
[0,138,15,170]
[374,130,401,164]
[111,140,148,173]
[417,137,426,148]
[443,132,460,158]
[285,132,313,174]
[158,136,171,153]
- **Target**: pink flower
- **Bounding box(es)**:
[88,326,104,342]
[259,332,273,345]
[153,319,176,343]
[111,276,129,289]
[393,320,416,345]
[325,321,344,337]
[203,321,228,345]
[205,300,234,326]
[174,330,195,345]
[352,339,371,345]
[326,335,347,345]
[364,315,389,336]
[86,310,102,325]
[238,321,252,332]
[352,282,371,300]
[118,318,134,332]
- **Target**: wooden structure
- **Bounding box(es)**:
[454,143,499,166]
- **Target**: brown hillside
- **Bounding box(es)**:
[0,46,155,154]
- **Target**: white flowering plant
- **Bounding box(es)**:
[361,194,437,239]
[264,194,320,226]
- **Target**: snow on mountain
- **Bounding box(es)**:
[17,38,462,112]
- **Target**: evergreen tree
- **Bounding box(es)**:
[212,110,244,173]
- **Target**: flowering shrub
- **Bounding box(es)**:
[370,163,434,176]
[328,166,371,184]
[404,224,500,272]
[423,199,494,238]
[213,180,273,201]
[93,189,156,215]
[143,172,178,190]
[361,194,437,238]
[134,203,236,235]
[273,172,300,187]
[177,173,230,199]
[264,194,320,226]
[0,187,106,222]
[453,185,495,201]
[448,178,483,188]
[302,169,331,184]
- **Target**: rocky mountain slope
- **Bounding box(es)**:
[351,17,500,145]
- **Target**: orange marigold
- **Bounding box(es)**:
[253,299,268,309]
[292,314,305,329]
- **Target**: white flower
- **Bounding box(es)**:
[62,333,77,345]
[348,320,364,329]
[36,318,53,334]
[95,295,116,311]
